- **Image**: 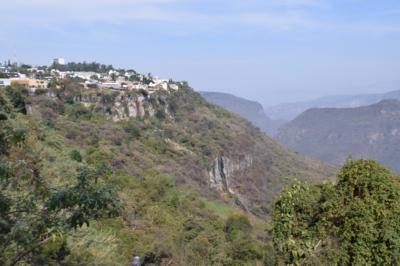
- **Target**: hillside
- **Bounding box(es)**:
[277,99,400,172]
[1,80,336,265]
[199,91,281,135]
[266,88,400,121]
[30,81,335,215]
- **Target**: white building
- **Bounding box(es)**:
[169,84,179,91]
[0,66,12,73]
[0,78,10,87]
[100,82,122,90]
[53,58,66,65]
[73,72,97,80]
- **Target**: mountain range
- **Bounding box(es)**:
[277,99,400,172]
[266,89,400,121]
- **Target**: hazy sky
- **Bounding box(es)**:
[1,0,400,106]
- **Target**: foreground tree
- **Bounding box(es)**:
[273,160,400,265]
[0,91,120,265]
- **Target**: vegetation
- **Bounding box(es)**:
[0,89,119,265]
[0,82,275,265]
[51,62,114,72]
[272,159,400,265]
[3,79,398,265]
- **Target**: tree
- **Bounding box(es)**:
[111,72,117,82]
[272,160,400,265]
[0,90,120,265]
[0,163,120,265]
[5,85,28,114]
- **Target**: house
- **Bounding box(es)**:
[11,79,30,87]
[149,79,168,91]
[0,79,11,87]
[8,72,22,78]
[99,82,123,90]
[53,58,65,65]
[130,83,148,90]
[10,79,48,91]
[169,84,179,91]
[29,79,48,89]
[0,66,12,73]
[84,80,99,89]
[120,81,135,90]
[73,72,98,80]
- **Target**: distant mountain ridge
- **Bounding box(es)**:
[276,99,400,172]
[266,89,400,121]
[199,91,281,135]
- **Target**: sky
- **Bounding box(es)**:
[1,0,400,106]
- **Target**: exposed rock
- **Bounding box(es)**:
[209,154,253,193]
[73,92,168,121]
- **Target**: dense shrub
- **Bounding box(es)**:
[5,85,28,114]
[70,149,83,162]
[0,116,119,265]
[155,108,166,120]
[273,160,400,265]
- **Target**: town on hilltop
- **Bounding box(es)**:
[0,58,180,94]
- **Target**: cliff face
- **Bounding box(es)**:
[73,93,169,121]
[277,100,400,172]
[209,154,253,193]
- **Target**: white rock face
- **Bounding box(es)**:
[209,154,253,193]
[74,93,169,121]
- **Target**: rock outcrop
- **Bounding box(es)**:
[209,154,253,193]
[73,93,169,121]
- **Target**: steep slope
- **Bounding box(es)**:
[267,88,400,121]
[277,99,400,172]
[199,91,281,136]
[0,86,267,265]
[28,81,335,217]
[2,81,337,265]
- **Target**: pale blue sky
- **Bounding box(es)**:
[1,0,400,105]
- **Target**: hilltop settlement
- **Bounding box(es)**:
[0,58,180,94]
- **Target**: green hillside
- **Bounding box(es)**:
[0,81,336,265]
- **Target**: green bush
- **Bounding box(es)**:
[155,108,166,120]
[5,85,28,114]
[70,149,83,162]
[225,214,252,240]
[272,160,400,265]
[123,122,141,139]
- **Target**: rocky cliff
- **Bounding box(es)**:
[73,92,170,121]
[209,154,253,193]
